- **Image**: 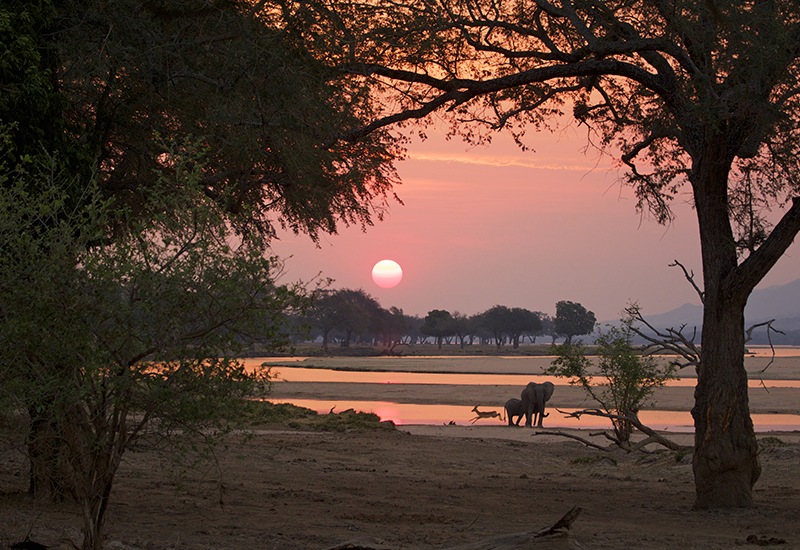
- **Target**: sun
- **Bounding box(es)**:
[371,260,403,289]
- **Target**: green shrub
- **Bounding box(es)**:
[546,305,678,443]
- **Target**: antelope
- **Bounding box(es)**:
[470,405,502,424]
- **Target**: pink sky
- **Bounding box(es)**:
[270,126,800,322]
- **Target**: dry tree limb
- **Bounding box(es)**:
[624,304,700,371]
[745,319,785,383]
[554,408,692,452]
[670,260,704,304]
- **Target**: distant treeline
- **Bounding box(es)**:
[288,288,597,352]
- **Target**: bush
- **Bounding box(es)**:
[546,307,678,443]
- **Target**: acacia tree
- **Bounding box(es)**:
[287,0,800,508]
[547,309,678,443]
[508,307,543,348]
[3,0,407,498]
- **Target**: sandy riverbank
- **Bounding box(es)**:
[3,354,800,549]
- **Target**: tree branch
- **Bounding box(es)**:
[669,260,705,304]
[559,408,692,452]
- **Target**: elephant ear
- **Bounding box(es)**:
[544,381,555,401]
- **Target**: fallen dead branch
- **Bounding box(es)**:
[542,409,693,453]
[324,506,583,550]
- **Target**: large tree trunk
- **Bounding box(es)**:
[692,296,759,508]
[690,143,760,508]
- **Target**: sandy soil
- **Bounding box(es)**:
[2,357,800,549]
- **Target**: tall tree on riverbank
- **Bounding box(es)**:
[291,0,800,508]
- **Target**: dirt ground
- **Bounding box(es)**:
[3,354,800,550]
[2,423,800,549]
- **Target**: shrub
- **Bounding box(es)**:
[546,307,678,443]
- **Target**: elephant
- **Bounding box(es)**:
[521,381,555,428]
[504,398,525,426]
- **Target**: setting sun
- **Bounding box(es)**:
[371,259,403,288]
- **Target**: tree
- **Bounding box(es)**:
[478,305,512,349]
[555,301,597,345]
[546,309,678,443]
[532,312,556,344]
[2,0,405,503]
[7,0,403,242]
[0,145,310,550]
[309,288,380,350]
[372,306,409,350]
[508,307,543,348]
[451,311,473,348]
[287,0,800,508]
[420,309,456,349]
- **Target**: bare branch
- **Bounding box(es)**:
[746,320,786,376]
[624,305,700,371]
[669,260,705,304]
[559,408,692,452]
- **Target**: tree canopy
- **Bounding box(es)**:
[420,309,457,349]
[554,301,597,345]
[0,141,310,549]
[3,0,405,242]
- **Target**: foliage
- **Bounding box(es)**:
[7,0,403,244]
[297,409,395,432]
[0,140,310,550]
[371,306,410,349]
[240,401,320,425]
[310,288,381,351]
[477,305,542,349]
[554,301,597,345]
[242,401,395,432]
[420,309,456,349]
[546,311,678,443]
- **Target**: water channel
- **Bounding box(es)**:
[251,348,800,430]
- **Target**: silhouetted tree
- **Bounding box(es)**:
[310,288,379,350]
[373,306,409,349]
[420,309,456,349]
[555,301,597,345]
[479,305,512,349]
[451,311,473,348]
[507,308,543,349]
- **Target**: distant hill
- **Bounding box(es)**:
[613,278,800,345]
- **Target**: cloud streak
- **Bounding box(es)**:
[407,151,611,172]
